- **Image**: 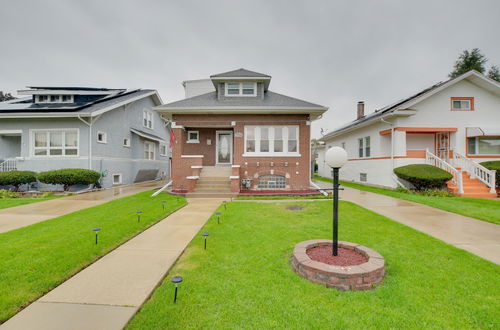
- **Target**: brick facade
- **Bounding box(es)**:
[171,114,311,193]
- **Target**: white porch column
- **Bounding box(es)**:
[393,130,406,157]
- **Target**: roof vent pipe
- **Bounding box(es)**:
[357,101,365,119]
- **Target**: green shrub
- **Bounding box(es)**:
[0,171,37,191]
[395,187,413,194]
[37,169,100,191]
[418,189,455,197]
[394,164,453,191]
[480,161,500,188]
[0,189,21,198]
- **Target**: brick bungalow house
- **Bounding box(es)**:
[155,69,328,197]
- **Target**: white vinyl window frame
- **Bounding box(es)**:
[224,82,257,97]
[30,128,79,157]
[160,143,168,156]
[187,130,199,143]
[35,95,74,103]
[112,173,122,185]
[358,136,370,158]
[144,141,155,160]
[123,138,131,147]
[143,110,154,129]
[97,131,107,144]
[243,125,300,157]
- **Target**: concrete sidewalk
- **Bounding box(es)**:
[315,180,500,264]
[2,197,223,330]
[0,180,165,234]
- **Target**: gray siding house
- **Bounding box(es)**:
[0,87,170,189]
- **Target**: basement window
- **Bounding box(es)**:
[258,175,286,189]
[360,173,367,182]
[113,174,122,185]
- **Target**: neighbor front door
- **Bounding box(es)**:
[436,132,449,160]
[216,131,232,164]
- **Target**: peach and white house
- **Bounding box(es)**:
[155,68,327,197]
[317,70,499,198]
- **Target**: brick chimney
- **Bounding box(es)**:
[357,101,365,119]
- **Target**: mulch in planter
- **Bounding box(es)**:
[306,246,367,266]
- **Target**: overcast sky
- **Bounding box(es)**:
[1,0,499,137]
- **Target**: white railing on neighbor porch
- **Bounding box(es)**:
[0,159,17,172]
[425,149,463,194]
[452,150,496,194]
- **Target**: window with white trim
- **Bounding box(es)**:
[451,97,473,111]
[244,126,299,156]
[35,95,73,103]
[144,141,155,160]
[358,136,370,158]
[467,136,500,155]
[97,131,107,144]
[160,143,167,156]
[123,138,130,147]
[187,131,199,143]
[225,82,257,96]
[143,110,154,129]
[113,174,122,185]
[32,129,78,156]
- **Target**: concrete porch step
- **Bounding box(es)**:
[195,183,232,189]
[185,192,237,198]
[197,177,231,183]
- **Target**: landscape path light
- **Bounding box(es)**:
[325,146,348,256]
[215,212,221,224]
[202,232,209,250]
[136,211,142,223]
[162,200,166,211]
[223,201,227,210]
[171,276,183,303]
[93,228,101,245]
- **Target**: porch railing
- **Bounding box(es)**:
[425,149,463,194]
[452,150,496,193]
[0,158,17,172]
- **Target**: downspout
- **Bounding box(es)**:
[77,115,101,171]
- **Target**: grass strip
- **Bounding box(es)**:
[0,190,186,323]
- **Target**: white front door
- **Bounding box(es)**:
[216,131,233,164]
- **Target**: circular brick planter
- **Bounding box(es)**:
[292,240,385,291]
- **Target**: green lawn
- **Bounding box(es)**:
[236,194,331,200]
[315,175,500,225]
[0,191,186,323]
[128,201,499,329]
[0,197,58,210]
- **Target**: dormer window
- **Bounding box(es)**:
[225,82,257,97]
[35,95,74,104]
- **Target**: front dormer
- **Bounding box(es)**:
[210,68,271,101]
[17,87,127,106]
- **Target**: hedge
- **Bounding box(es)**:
[394,164,453,191]
[0,171,37,191]
[480,161,500,188]
[37,169,100,190]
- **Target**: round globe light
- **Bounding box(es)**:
[325,146,348,168]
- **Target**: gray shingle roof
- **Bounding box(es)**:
[0,89,157,115]
[210,68,271,78]
[157,90,326,109]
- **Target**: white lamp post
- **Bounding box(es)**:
[325,147,348,256]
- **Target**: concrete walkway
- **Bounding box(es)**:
[315,181,500,264]
[0,180,165,234]
[2,197,223,330]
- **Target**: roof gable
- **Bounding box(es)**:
[210,68,271,78]
[321,70,500,141]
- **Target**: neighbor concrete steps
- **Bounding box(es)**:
[187,166,235,198]
[447,172,497,198]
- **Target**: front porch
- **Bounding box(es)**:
[380,127,497,197]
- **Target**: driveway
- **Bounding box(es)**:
[0,180,166,234]
[315,180,500,264]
